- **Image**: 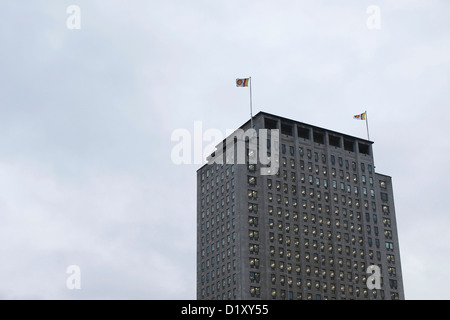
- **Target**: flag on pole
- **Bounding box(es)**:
[353,110,370,140]
[236,78,250,87]
[236,77,253,127]
[353,112,366,120]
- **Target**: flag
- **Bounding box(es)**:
[354,112,366,120]
[236,78,250,87]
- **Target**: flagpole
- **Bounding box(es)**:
[249,77,253,129]
[365,110,370,141]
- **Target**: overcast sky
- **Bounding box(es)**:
[0,0,449,300]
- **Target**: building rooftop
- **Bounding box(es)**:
[197,111,373,172]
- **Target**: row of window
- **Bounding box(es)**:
[265,206,391,225]
[249,174,391,208]
[200,202,235,219]
[200,247,236,272]
[201,178,234,195]
[249,286,399,300]
[200,164,234,181]
[200,191,235,207]
[250,249,388,271]
[265,219,393,238]
[262,169,374,189]
[267,272,370,286]
[200,282,400,300]
[297,146,373,169]
[201,261,237,284]
[278,158,378,187]
[200,219,236,245]
[200,275,237,299]
[200,232,236,257]
[253,243,397,265]
[262,232,394,250]
[265,207,392,226]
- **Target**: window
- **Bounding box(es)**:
[265,118,278,130]
[248,189,257,200]
[359,143,370,155]
[289,146,295,156]
[298,126,310,140]
[249,230,259,240]
[329,135,341,148]
[384,229,393,239]
[248,203,258,213]
[249,286,260,297]
[313,130,325,144]
[290,159,295,169]
[281,123,293,136]
[344,139,355,152]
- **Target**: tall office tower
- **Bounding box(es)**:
[197,112,404,300]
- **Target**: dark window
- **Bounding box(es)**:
[281,123,293,136]
[359,143,370,155]
[264,118,278,130]
[344,139,355,152]
[329,135,341,148]
[298,126,310,140]
[313,130,325,144]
